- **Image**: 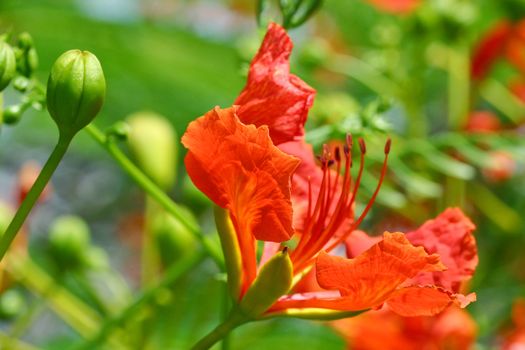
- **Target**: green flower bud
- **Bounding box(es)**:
[0,289,25,320]
[106,121,131,141]
[0,41,16,92]
[47,50,106,137]
[16,32,38,77]
[127,111,178,190]
[239,248,293,318]
[82,247,109,270]
[153,209,197,267]
[17,32,33,49]
[48,215,91,270]
[3,104,23,125]
[12,76,29,92]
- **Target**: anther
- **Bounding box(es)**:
[346,134,353,148]
[384,138,392,155]
[334,147,341,163]
[358,138,366,154]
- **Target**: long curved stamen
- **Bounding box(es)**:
[292,136,391,273]
[324,138,391,253]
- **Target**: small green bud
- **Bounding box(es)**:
[106,121,131,141]
[48,215,91,270]
[127,112,177,190]
[0,289,25,320]
[3,104,23,125]
[153,209,197,267]
[47,50,106,137]
[15,32,38,77]
[82,247,109,270]
[0,41,16,92]
[17,32,33,49]
[239,248,293,318]
[12,76,29,92]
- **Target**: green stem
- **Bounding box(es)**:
[220,281,232,350]
[0,329,42,350]
[447,44,470,130]
[0,134,72,261]
[142,197,162,285]
[84,124,224,267]
[74,250,205,350]
[191,313,247,350]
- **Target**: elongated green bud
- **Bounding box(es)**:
[0,41,16,92]
[47,50,105,137]
[239,248,293,318]
[214,206,243,299]
[127,112,178,190]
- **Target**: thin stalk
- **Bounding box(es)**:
[443,42,469,209]
[74,250,205,350]
[0,134,72,261]
[220,281,232,350]
[84,124,224,267]
[141,197,162,285]
[191,312,247,350]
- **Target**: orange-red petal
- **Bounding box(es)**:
[406,208,477,293]
[235,23,316,145]
[181,106,300,242]
[288,232,447,312]
[386,286,458,317]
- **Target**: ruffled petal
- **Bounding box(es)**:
[182,106,300,242]
[235,23,316,145]
[313,232,445,310]
[406,208,477,293]
[386,286,459,317]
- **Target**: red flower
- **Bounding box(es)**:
[332,306,477,350]
[465,111,502,133]
[471,19,525,80]
[183,23,477,318]
[482,150,517,182]
[366,0,420,14]
[503,299,525,350]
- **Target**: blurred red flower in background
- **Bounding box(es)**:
[472,19,525,80]
[366,0,420,14]
[332,306,476,350]
[502,299,525,349]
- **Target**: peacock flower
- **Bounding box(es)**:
[182,23,477,320]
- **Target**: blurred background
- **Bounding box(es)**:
[1,0,525,349]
